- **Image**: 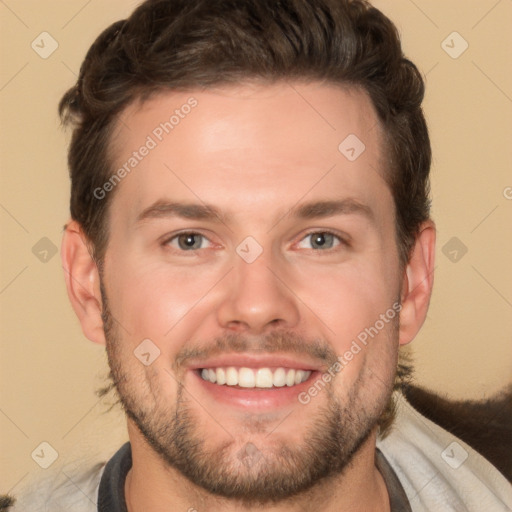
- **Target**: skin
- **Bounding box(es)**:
[62,82,435,511]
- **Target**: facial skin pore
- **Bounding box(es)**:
[62,82,435,511]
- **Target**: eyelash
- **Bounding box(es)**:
[296,230,350,252]
[161,230,350,253]
[161,231,214,253]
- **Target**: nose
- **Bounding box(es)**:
[216,247,301,334]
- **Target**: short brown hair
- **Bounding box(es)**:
[59,0,431,267]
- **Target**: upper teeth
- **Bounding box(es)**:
[200,367,311,388]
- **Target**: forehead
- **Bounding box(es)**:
[108,82,389,225]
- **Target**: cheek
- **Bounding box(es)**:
[290,257,400,392]
[293,261,399,348]
[105,259,224,347]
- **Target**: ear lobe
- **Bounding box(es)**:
[399,220,436,346]
[61,220,106,345]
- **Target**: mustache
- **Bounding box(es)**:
[173,331,339,371]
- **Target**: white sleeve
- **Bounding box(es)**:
[377,392,512,512]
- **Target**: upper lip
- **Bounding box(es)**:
[188,353,325,372]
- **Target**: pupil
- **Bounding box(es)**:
[180,234,198,249]
[314,233,326,247]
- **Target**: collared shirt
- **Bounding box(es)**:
[95,443,412,512]
[10,393,512,511]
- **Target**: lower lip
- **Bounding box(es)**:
[191,370,319,410]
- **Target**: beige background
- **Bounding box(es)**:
[1,0,511,495]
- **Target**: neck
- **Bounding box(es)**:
[124,421,390,512]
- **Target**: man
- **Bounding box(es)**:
[6,0,511,510]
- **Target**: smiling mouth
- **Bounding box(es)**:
[198,366,312,389]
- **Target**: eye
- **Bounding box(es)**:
[164,232,212,251]
[297,231,343,250]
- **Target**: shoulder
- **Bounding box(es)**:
[377,389,512,512]
[6,461,105,512]
[402,383,512,481]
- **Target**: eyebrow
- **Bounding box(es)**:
[136,200,226,224]
[135,198,374,225]
[291,199,374,222]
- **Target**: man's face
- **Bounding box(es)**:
[101,82,403,502]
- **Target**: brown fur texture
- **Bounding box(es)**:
[403,383,512,482]
[0,496,14,512]
[2,385,510,510]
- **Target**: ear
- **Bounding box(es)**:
[61,220,106,345]
[399,220,436,346]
